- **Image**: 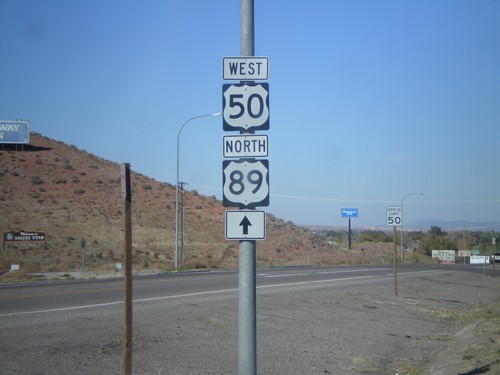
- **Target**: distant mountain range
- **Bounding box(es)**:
[306,219,500,233]
[405,219,500,232]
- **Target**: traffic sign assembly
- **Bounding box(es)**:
[222,159,269,209]
[225,210,266,240]
[222,82,269,132]
[221,54,270,241]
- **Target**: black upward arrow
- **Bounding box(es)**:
[239,215,252,235]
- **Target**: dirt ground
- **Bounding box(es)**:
[0,266,499,375]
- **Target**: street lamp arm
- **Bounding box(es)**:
[177,113,222,145]
[401,191,424,204]
[174,112,221,272]
[176,112,222,184]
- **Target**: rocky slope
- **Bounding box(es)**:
[0,133,385,274]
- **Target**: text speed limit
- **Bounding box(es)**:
[223,82,269,132]
[223,159,269,209]
[386,206,402,226]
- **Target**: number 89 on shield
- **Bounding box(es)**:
[223,159,269,209]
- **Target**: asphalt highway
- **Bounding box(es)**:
[0,263,497,374]
[0,264,468,317]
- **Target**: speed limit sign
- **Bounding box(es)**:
[222,82,269,132]
[386,206,402,226]
[223,159,269,209]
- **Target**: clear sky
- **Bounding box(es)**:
[1,0,499,228]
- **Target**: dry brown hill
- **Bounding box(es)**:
[0,133,384,274]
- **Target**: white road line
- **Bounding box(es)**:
[0,270,446,318]
[264,273,310,278]
[0,288,238,318]
[318,268,388,275]
[385,270,445,277]
[257,275,376,289]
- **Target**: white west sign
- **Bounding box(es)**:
[223,57,268,80]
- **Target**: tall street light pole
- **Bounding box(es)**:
[175,112,221,272]
[400,191,423,263]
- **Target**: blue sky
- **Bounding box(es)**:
[1,0,499,228]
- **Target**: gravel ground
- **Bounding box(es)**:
[0,268,499,375]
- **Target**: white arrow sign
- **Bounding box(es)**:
[225,210,266,240]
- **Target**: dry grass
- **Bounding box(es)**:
[0,133,425,280]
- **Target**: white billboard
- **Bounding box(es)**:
[432,250,456,264]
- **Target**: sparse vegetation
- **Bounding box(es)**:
[1,133,498,277]
[31,176,44,185]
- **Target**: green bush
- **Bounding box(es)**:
[31,176,44,185]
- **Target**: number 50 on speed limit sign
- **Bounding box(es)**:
[386,206,402,226]
[223,159,269,209]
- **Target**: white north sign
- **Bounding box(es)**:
[223,135,268,158]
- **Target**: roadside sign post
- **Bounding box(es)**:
[341,208,358,250]
[121,163,133,375]
[493,237,496,277]
[81,239,86,272]
[222,2,269,373]
[387,206,402,296]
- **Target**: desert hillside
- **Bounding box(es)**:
[0,133,384,273]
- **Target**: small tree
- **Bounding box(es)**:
[429,226,446,237]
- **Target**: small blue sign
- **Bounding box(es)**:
[0,120,30,144]
[341,208,358,218]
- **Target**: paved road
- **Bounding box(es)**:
[0,264,497,374]
[0,264,479,316]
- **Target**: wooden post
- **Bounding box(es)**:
[121,163,133,375]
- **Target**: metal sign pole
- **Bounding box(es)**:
[239,1,256,374]
[493,237,496,277]
[393,225,398,296]
[348,217,352,250]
